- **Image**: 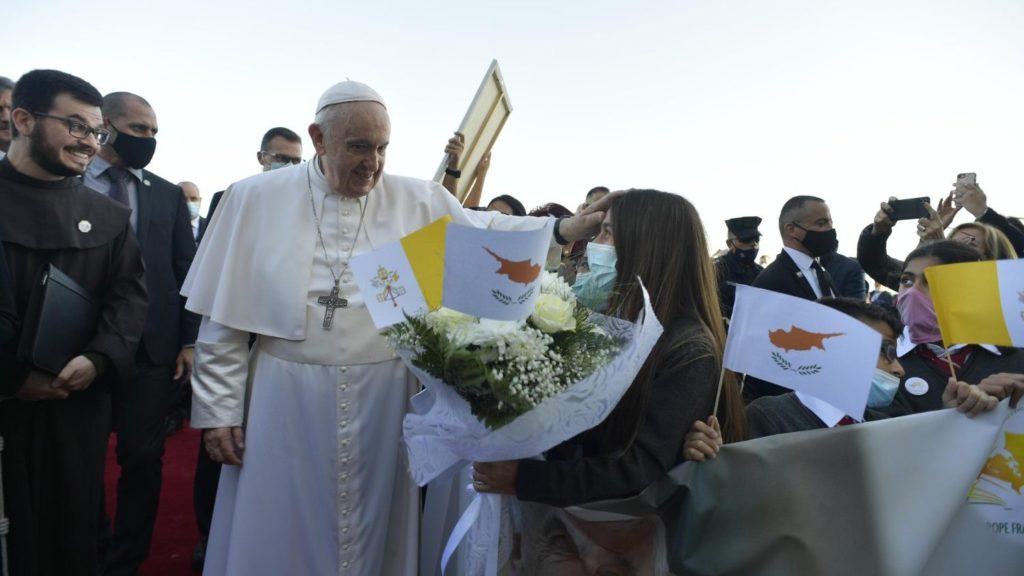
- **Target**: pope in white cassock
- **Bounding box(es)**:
[181,81,604,575]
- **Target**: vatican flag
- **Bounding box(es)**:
[925,259,1024,347]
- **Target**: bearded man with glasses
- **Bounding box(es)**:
[0,69,148,576]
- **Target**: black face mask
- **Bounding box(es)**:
[793,224,838,258]
[109,124,157,169]
[733,247,760,262]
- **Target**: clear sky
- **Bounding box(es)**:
[8,0,1023,263]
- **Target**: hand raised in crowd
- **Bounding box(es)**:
[444,132,465,168]
[204,426,246,465]
[559,189,625,243]
[942,378,998,417]
[52,355,98,392]
[952,182,988,218]
[915,202,945,243]
[683,415,722,462]
[472,460,519,495]
[477,150,492,174]
[936,191,961,229]
[15,370,70,401]
[872,197,897,236]
[976,372,1024,409]
[174,346,195,382]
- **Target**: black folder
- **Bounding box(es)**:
[18,264,100,375]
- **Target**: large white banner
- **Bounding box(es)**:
[517,403,1024,576]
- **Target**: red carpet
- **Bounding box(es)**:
[104,426,201,575]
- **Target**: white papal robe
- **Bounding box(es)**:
[182,160,552,575]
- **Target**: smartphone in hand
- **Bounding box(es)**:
[956,172,977,186]
[888,197,930,221]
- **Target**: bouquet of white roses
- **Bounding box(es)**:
[389,272,663,576]
[387,272,619,429]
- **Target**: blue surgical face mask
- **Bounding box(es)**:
[187,201,201,220]
[268,161,291,171]
[867,368,901,408]
[572,243,617,312]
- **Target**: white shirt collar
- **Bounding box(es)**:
[794,391,854,427]
[782,246,816,273]
[87,155,144,182]
[895,326,1002,358]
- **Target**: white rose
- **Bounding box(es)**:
[530,293,577,334]
[450,318,522,348]
[540,271,575,302]
[425,307,475,333]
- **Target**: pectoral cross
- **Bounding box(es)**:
[318,283,348,329]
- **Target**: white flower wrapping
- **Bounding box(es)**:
[398,280,663,575]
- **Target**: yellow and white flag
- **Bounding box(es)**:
[351,216,554,328]
[926,259,1024,347]
[350,216,451,328]
[724,285,881,418]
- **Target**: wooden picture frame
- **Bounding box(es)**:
[433,59,513,204]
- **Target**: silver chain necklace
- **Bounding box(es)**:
[307,160,368,329]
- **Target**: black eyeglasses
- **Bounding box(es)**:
[260,151,303,165]
[33,111,110,145]
[880,342,898,363]
[32,110,109,143]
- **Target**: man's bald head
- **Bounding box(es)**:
[102,92,153,122]
[179,181,201,202]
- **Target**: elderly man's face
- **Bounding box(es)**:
[0,89,12,151]
[311,101,389,198]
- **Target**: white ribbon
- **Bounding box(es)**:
[441,489,501,576]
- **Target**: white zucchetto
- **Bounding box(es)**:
[315,80,386,114]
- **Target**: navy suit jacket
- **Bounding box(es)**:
[136,170,200,365]
[746,249,836,400]
[752,249,835,301]
[196,190,223,245]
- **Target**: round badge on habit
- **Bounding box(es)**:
[904,377,929,396]
[78,220,92,233]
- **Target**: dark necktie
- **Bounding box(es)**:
[810,260,834,298]
[835,415,857,427]
[106,166,130,206]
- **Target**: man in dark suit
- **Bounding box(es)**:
[180,181,205,245]
[197,126,302,243]
[748,195,839,399]
[83,91,200,576]
[753,195,838,301]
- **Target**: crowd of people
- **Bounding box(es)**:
[1,67,1022,576]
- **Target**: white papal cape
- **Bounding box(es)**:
[182,160,551,575]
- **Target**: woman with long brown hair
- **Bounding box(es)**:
[473,189,746,506]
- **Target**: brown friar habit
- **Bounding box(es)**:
[0,157,148,576]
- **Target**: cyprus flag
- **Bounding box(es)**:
[442,219,555,321]
[724,285,881,418]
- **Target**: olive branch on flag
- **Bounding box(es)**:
[771,351,822,376]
